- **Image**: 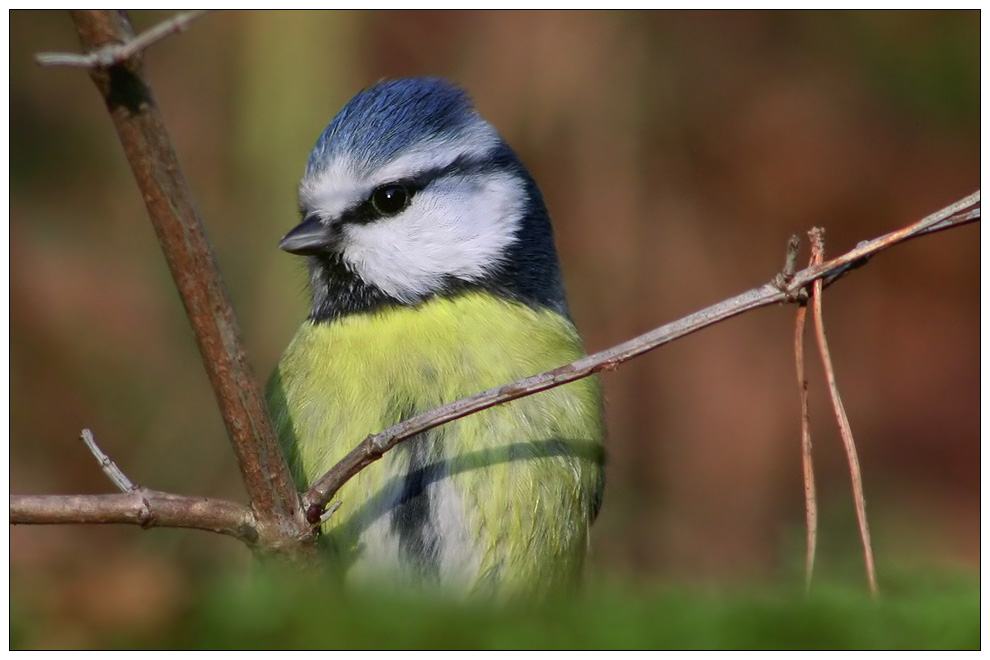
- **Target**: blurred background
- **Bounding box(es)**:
[10,10,979,647]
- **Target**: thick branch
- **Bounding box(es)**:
[302,191,980,519]
[11,491,258,545]
[67,11,308,547]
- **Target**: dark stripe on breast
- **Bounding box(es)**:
[389,429,445,581]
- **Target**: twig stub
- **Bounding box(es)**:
[79,428,137,492]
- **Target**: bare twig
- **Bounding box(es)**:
[79,428,136,492]
[794,301,817,594]
[35,10,209,67]
[13,432,261,546]
[822,198,980,286]
[65,10,310,552]
[809,228,879,599]
[10,491,258,545]
[773,234,802,291]
[318,501,343,525]
[302,191,980,520]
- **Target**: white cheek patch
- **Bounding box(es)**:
[341,172,525,302]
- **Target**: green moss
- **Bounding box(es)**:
[40,566,974,650]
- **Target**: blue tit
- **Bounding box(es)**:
[267,77,604,599]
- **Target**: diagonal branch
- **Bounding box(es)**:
[302,191,980,521]
[65,10,310,551]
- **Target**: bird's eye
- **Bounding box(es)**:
[370,184,410,216]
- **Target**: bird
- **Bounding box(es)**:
[266,77,605,599]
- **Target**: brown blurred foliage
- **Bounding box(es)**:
[10,10,979,647]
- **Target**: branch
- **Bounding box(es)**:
[35,11,209,68]
[64,10,309,550]
[302,191,980,521]
[10,492,257,545]
[13,429,256,548]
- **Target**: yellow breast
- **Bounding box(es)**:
[267,293,604,597]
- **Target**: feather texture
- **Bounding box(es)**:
[267,293,604,598]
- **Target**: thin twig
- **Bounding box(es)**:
[79,429,136,492]
[809,228,879,599]
[822,198,980,286]
[789,232,818,594]
[318,501,342,525]
[302,191,980,520]
[773,234,802,291]
[794,301,817,594]
[35,10,209,68]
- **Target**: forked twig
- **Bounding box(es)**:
[11,491,258,543]
[35,10,210,68]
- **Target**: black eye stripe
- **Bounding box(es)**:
[331,151,509,225]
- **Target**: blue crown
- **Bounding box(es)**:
[306,77,482,177]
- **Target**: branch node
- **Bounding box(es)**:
[773,235,807,300]
[137,496,155,528]
[598,359,621,373]
[305,502,325,526]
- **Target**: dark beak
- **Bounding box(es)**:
[278,214,334,255]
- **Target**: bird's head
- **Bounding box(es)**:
[279,77,567,323]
